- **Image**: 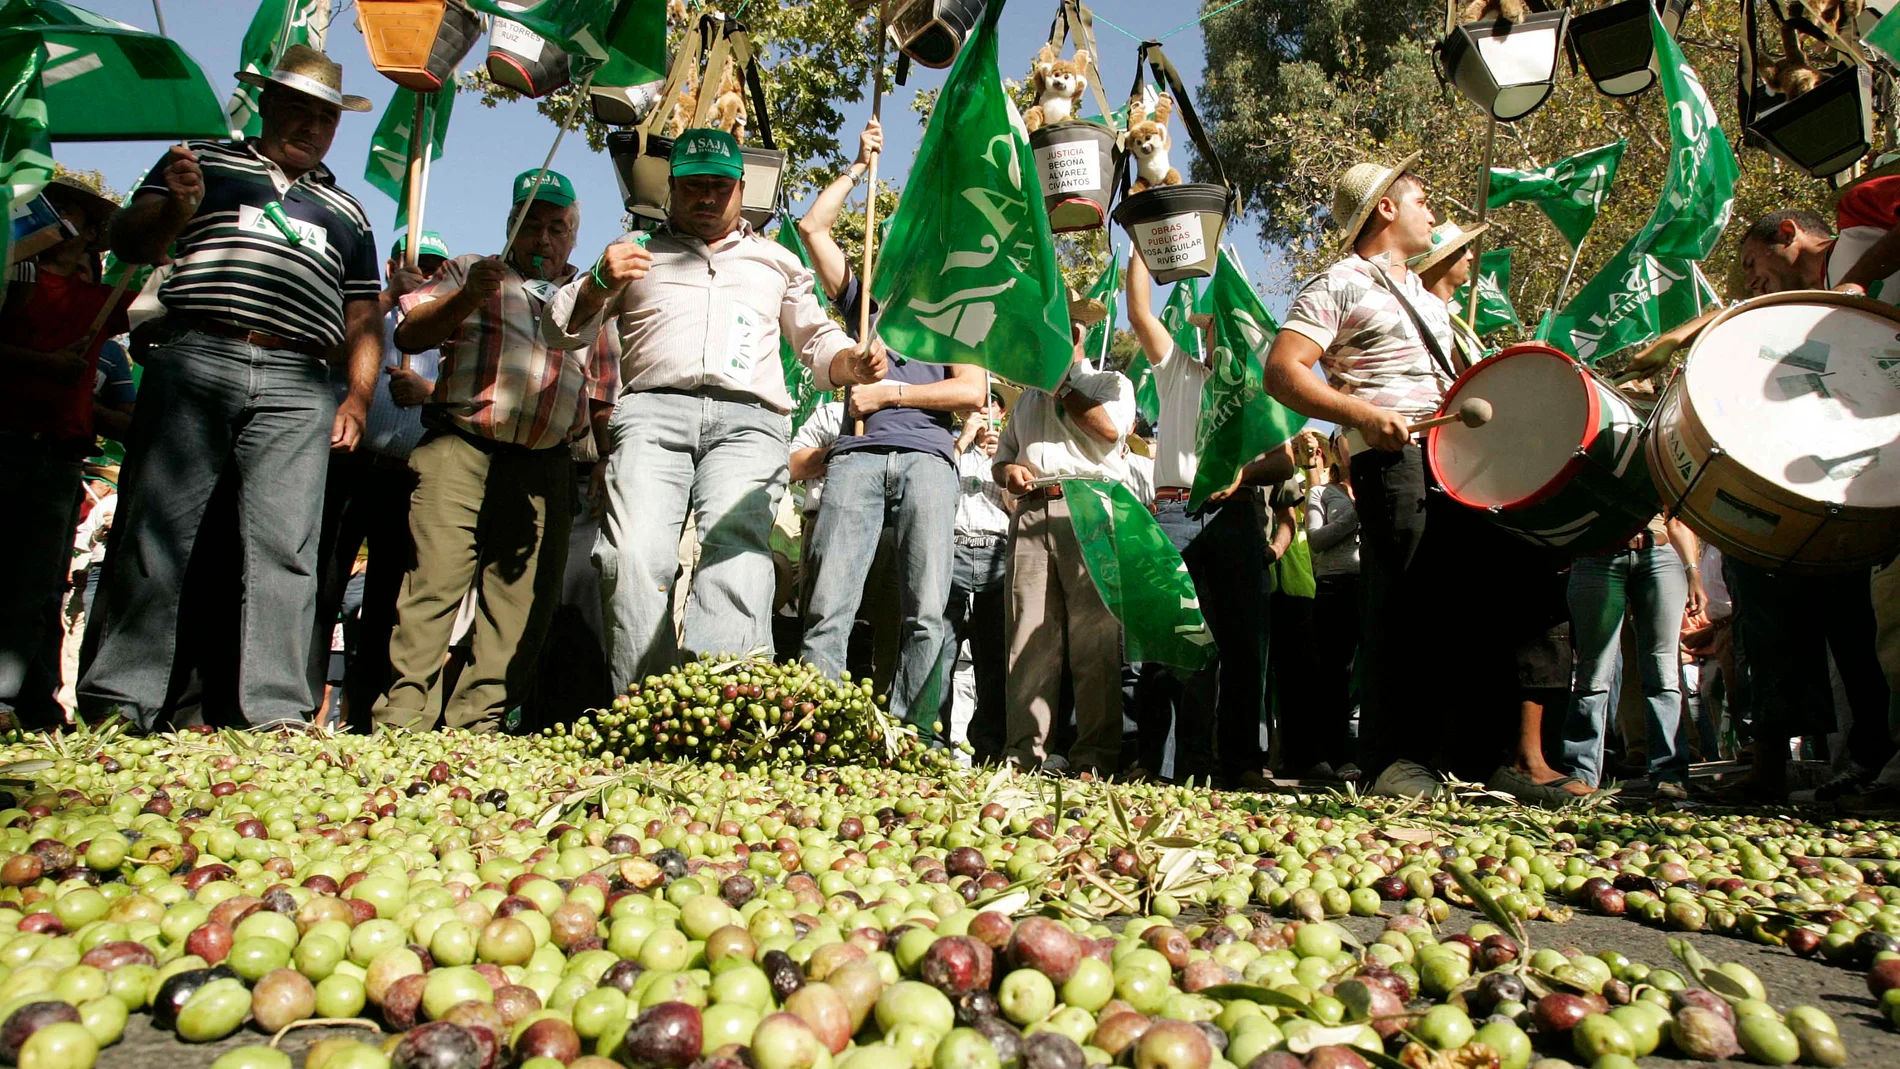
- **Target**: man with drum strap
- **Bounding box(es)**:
[1125,252,1278,790]
[1263,155,1514,799]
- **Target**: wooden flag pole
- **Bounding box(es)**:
[501,72,596,263]
[403,94,428,271]
[77,275,135,366]
[1549,236,1586,319]
[852,1,890,436]
[1465,117,1498,327]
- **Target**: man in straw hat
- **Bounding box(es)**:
[0,174,134,728]
[1263,153,1502,799]
[546,128,888,691]
[1123,251,1280,789]
[79,44,382,731]
[1410,220,1489,367]
[992,303,1137,778]
[792,120,989,740]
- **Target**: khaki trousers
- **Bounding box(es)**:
[1004,495,1122,772]
[374,431,572,731]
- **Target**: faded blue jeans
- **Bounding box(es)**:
[79,330,334,728]
[801,449,957,732]
[1562,544,1690,786]
[596,389,789,690]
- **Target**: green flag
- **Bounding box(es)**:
[0,35,50,292]
[1486,140,1624,249]
[1868,6,1900,66]
[871,0,1073,392]
[1064,479,1214,672]
[1547,234,1716,363]
[365,87,455,229]
[1637,6,1737,261]
[1187,249,1308,509]
[228,0,326,139]
[467,0,665,83]
[1081,254,1120,370]
[1453,248,1519,336]
[773,216,833,435]
[0,2,228,142]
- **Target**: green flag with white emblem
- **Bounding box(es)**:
[1487,140,1624,250]
[1639,6,1736,261]
[1065,479,1214,672]
[228,0,326,139]
[1453,248,1519,336]
[365,87,455,228]
[1547,235,1718,363]
[0,35,50,292]
[1081,254,1120,370]
[1187,249,1308,509]
[774,215,833,435]
[871,0,1072,391]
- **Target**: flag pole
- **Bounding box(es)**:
[501,72,596,263]
[150,0,167,36]
[1550,237,1586,318]
[77,275,135,368]
[1466,117,1497,326]
[853,0,889,437]
[403,94,428,271]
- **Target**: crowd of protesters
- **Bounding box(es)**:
[3,51,1898,811]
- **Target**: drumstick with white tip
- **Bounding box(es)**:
[1409,398,1494,433]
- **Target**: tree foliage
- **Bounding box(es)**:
[1196,0,1833,332]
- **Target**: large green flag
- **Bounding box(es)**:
[365,87,455,229]
[1486,140,1624,249]
[871,0,1072,392]
[1637,6,1736,260]
[1187,250,1308,509]
[1547,234,1718,363]
[0,35,50,291]
[0,2,228,142]
[1065,479,1214,672]
[773,216,833,435]
[467,0,665,83]
[1453,248,1519,336]
[228,0,326,139]
[1081,255,1120,370]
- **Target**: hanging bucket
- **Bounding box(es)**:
[591,79,666,126]
[1113,184,1228,284]
[608,130,675,223]
[487,18,570,98]
[740,145,786,230]
[1030,120,1117,233]
[358,0,481,93]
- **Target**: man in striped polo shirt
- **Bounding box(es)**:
[79,46,383,730]
[372,170,616,733]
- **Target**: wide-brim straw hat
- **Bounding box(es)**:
[235,44,371,113]
[1068,287,1107,327]
[1332,151,1421,250]
[44,174,118,249]
[1409,220,1489,275]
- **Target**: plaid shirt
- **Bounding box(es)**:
[401,255,615,451]
[1281,253,1454,421]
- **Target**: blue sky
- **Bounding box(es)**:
[58,0,1282,318]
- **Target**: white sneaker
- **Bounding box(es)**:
[1369,759,1444,799]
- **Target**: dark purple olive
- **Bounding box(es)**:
[152,966,236,1031]
[972,1015,1023,1069]
[1020,1031,1084,1069]
[954,989,1002,1026]
[392,1021,484,1069]
[601,959,646,994]
[0,1001,81,1063]
[617,1002,702,1069]
[762,949,804,1001]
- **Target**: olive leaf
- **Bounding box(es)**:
[1449,864,1528,948]
[1666,938,1750,1002]
[1197,984,1317,1017]
[1284,1023,1375,1055]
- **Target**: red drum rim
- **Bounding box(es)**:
[1426,343,1605,512]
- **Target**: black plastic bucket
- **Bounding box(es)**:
[1030,120,1117,233]
[1112,183,1229,283]
[487,19,569,98]
[740,145,786,230]
[608,130,675,223]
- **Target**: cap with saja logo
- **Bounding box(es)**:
[512,169,576,207]
[671,128,744,180]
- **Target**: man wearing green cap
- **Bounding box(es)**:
[305,232,450,727]
[547,128,889,690]
[372,171,619,732]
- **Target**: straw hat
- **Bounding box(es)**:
[235,44,371,113]
[1068,287,1107,327]
[1409,220,1489,275]
[1331,151,1421,250]
[43,174,118,249]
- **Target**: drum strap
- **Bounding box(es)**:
[1368,262,1464,380]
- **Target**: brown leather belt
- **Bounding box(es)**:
[1154,486,1192,501]
[1023,484,1065,501]
[169,314,329,360]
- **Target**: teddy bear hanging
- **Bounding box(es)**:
[1125,94,1181,194]
[1459,0,1530,24]
[670,61,747,141]
[1023,43,1091,132]
[1760,0,1865,102]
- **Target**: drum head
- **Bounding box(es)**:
[1686,295,1900,508]
[1431,345,1590,508]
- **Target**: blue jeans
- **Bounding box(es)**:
[596,390,789,690]
[1562,545,1690,786]
[801,450,957,729]
[79,330,334,728]
[939,536,1007,758]
[0,436,83,727]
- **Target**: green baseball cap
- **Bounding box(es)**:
[392,230,450,263]
[671,128,744,180]
[512,168,576,207]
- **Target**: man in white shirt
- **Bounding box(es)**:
[994,335,1136,776]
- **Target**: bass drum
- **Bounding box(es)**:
[1427,343,1657,553]
[1646,290,1900,571]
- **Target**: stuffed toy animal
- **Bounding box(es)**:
[1023,44,1091,133]
[710,66,747,142]
[668,70,699,137]
[1764,23,1823,100]
[1460,0,1530,23]
[1125,93,1180,194]
[1763,0,1866,101]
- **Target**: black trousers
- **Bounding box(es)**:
[308,451,417,730]
[1283,572,1359,771]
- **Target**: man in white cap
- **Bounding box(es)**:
[81,45,382,730]
[1263,153,1490,798]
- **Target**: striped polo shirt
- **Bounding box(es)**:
[137,139,380,348]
